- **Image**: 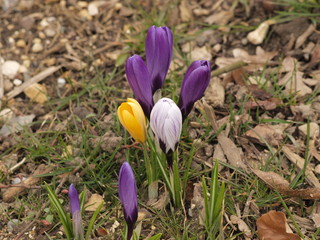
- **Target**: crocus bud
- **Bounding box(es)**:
[119,162,138,240]
[68,184,84,240]
[146,26,173,93]
[126,54,153,117]
[150,98,182,154]
[117,98,147,143]
[178,60,211,120]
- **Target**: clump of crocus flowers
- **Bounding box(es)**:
[117,24,211,226]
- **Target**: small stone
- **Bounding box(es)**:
[213,43,222,53]
[22,59,31,68]
[8,37,15,46]
[11,176,26,184]
[2,60,20,79]
[44,28,56,37]
[18,65,28,73]
[57,78,66,88]
[0,108,14,124]
[114,2,122,10]
[32,42,44,53]
[78,1,88,7]
[79,9,92,20]
[88,2,99,16]
[33,38,41,44]
[7,24,15,30]
[4,80,13,92]
[39,18,49,28]
[13,79,22,86]
[7,219,19,233]
[43,58,56,66]
[16,39,26,48]
[38,31,46,39]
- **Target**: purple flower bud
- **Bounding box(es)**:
[150,98,182,154]
[146,26,173,93]
[118,162,138,240]
[68,184,84,240]
[126,54,154,118]
[178,60,211,120]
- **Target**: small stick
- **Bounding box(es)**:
[211,60,248,78]
[0,54,4,101]
[6,66,61,99]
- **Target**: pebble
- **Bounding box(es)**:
[0,108,14,124]
[2,60,20,79]
[32,42,44,53]
[44,28,56,37]
[4,80,13,92]
[38,31,46,39]
[57,77,66,88]
[79,9,92,20]
[88,2,99,16]
[16,39,26,48]
[13,79,22,86]
[78,1,88,7]
[7,219,19,233]
[39,18,49,28]
[11,176,27,184]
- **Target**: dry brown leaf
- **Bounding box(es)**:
[85,193,104,212]
[279,71,312,97]
[24,83,48,103]
[230,215,252,239]
[244,124,284,147]
[252,169,320,199]
[295,24,315,49]
[218,134,247,171]
[282,146,320,188]
[205,10,233,25]
[190,46,212,61]
[244,98,281,111]
[257,210,301,240]
[179,0,192,22]
[204,78,225,107]
[2,164,53,202]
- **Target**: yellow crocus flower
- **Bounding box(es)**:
[117,98,147,143]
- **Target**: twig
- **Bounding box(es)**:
[211,60,248,78]
[6,66,61,99]
[0,54,4,101]
[9,157,27,173]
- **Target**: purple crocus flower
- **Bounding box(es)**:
[178,60,211,120]
[150,98,182,156]
[126,54,154,118]
[146,26,173,94]
[118,162,138,240]
[68,184,84,240]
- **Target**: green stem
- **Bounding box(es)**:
[143,143,158,200]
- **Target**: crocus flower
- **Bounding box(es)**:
[68,184,84,240]
[118,98,147,143]
[146,26,173,93]
[119,162,138,240]
[126,54,153,117]
[150,98,182,155]
[178,60,211,120]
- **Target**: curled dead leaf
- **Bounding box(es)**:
[257,210,301,240]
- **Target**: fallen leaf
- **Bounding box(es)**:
[230,215,252,239]
[204,78,225,107]
[257,210,301,240]
[205,10,233,25]
[179,0,192,22]
[244,124,284,147]
[2,164,53,202]
[24,83,48,103]
[190,46,212,62]
[252,169,320,199]
[0,114,35,137]
[279,71,312,97]
[244,98,281,111]
[85,193,104,212]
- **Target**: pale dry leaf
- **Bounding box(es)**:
[230,215,252,239]
[85,193,105,212]
[2,164,53,202]
[252,169,320,199]
[24,83,48,103]
[298,122,319,139]
[279,71,312,97]
[150,190,169,210]
[205,10,233,25]
[257,211,301,240]
[190,46,212,62]
[244,124,284,147]
[179,0,192,22]
[204,78,225,107]
[0,114,35,136]
[279,57,300,73]
[282,146,320,188]
[218,134,247,171]
[247,21,270,45]
[295,24,315,49]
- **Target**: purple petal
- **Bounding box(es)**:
[69,184,80,216]
[118,162,138,230]
[179,60,211,120]
[146,26,173,93]
[126,55,153,117]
